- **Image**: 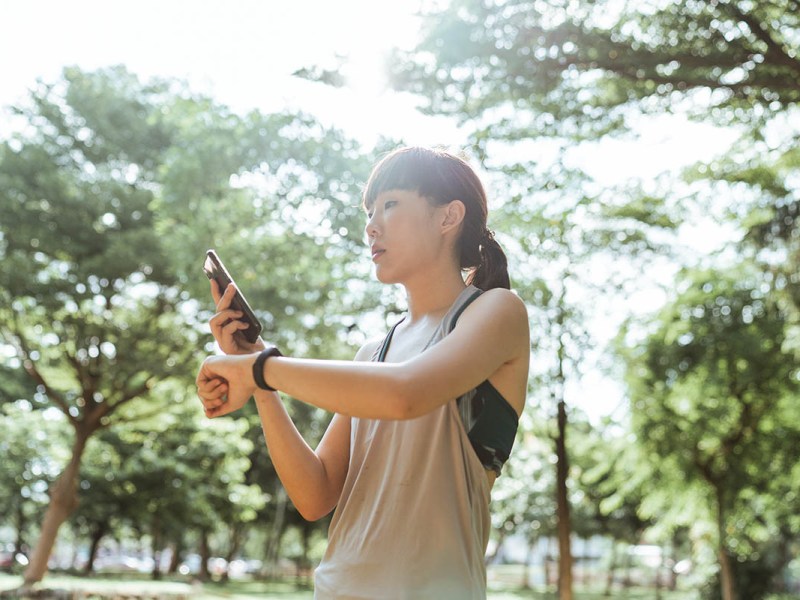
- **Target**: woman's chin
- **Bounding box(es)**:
[374,267,400,285]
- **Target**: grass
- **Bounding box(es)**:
[1,570,797,599]
[0,572,695,599]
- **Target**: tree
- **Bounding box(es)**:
[388,2,799,597]
[0,65,378,586]
[490,427,558,588]
[570,419,656,595]
[619,265,800,600]
[71,396,261,580]
[476,152,677,598]
[390,0,799,135]
[0,66,201,585]
[0,402,71,564]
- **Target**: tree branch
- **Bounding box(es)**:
[721,2,800,73]
[65,352,99,410]
[1,321,77,426]
[692,443,720,488]
[104,379,155,419]
[109,403,173,427]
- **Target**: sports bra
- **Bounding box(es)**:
[375,288,520,476]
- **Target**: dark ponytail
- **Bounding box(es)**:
[466,229,510,291]
[363,146,512,291]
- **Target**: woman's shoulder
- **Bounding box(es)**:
[457,287,530,346]
[354,335,384,362]
[471,288,529,323]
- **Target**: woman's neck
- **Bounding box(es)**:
[402,270,467,323]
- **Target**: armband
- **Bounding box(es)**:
[253,346,283,391]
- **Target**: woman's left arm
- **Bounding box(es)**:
[197,289,529,420]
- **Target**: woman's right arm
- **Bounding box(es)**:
[249,339,378,521]
[202,281,372,521]
[252,393,350,522]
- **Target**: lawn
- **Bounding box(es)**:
[1,570,793,599]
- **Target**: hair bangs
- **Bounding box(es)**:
[362,147,452,210]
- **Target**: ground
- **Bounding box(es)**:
[1,569,797,599]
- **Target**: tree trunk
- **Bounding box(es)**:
[622,546,632,588]
[654,545,663,600]
[199,529,211,582]
[774,530,790,593]
[225,521,246,582]
[23,428,90,586]
[719,547,736,600]
[14,502,26,558]
[555,397,573,600]
[521,542,535,589]
[485,528,506,566]
[151,516,162,581]
[604,542,617,596]
[263,486,288,577]
[84,521,108,574]
[545,537,555,588]
[668,538,678,591]
[716,487,737,600]
[168,539,182,575]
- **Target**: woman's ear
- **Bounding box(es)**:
[440,200,466,233]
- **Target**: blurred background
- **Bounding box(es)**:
[0,1,798,599]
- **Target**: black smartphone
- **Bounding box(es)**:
[203,249,263,344]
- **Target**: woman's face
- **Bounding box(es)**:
[365,189,444,284]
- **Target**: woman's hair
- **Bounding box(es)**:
[363,146,510,291]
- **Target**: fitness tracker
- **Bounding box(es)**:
[253,346,283,391]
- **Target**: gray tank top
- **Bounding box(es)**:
[314,286,491,599]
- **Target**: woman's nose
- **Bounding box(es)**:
[365,214,379,239]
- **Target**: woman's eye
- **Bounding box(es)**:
[384,200,397,209]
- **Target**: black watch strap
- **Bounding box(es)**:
[253,346,283,391]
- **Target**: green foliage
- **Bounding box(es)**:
[0,402,71,548]
[0,67,200,436]
[390,0,800,133]
[491,432,557,544]
[570,418,649,544]
[388,4,800,595]
[75,397,263,548]
[619,264,800,596]
[0,64,386,577]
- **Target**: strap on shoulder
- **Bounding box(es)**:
[376,318,405,363]
[447,288,483,333]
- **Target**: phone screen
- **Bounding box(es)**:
[203,249,263,344]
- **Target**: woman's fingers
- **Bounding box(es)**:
[223,319,249,337]
[196,354,254,418]
[209,309,244,331]
[197,378,228,412]
[215,282,238,312]
[198,376,227,398]
[210,279,222,305]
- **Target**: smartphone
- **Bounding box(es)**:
[203,249,263,344]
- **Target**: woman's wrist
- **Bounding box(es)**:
[252,345,283,392]
[253,387,281,404]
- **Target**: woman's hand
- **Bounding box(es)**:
[196,353,258,417]
[209,280,266,355]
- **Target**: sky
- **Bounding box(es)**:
[1,0,736,172]
[0,0,463,146]
[1,0,741,421]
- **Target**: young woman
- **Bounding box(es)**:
[196,146,530,599]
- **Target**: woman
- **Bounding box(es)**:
[196,146,530,598]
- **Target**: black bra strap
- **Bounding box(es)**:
[447,288,483,333]
[376,319,405,363]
